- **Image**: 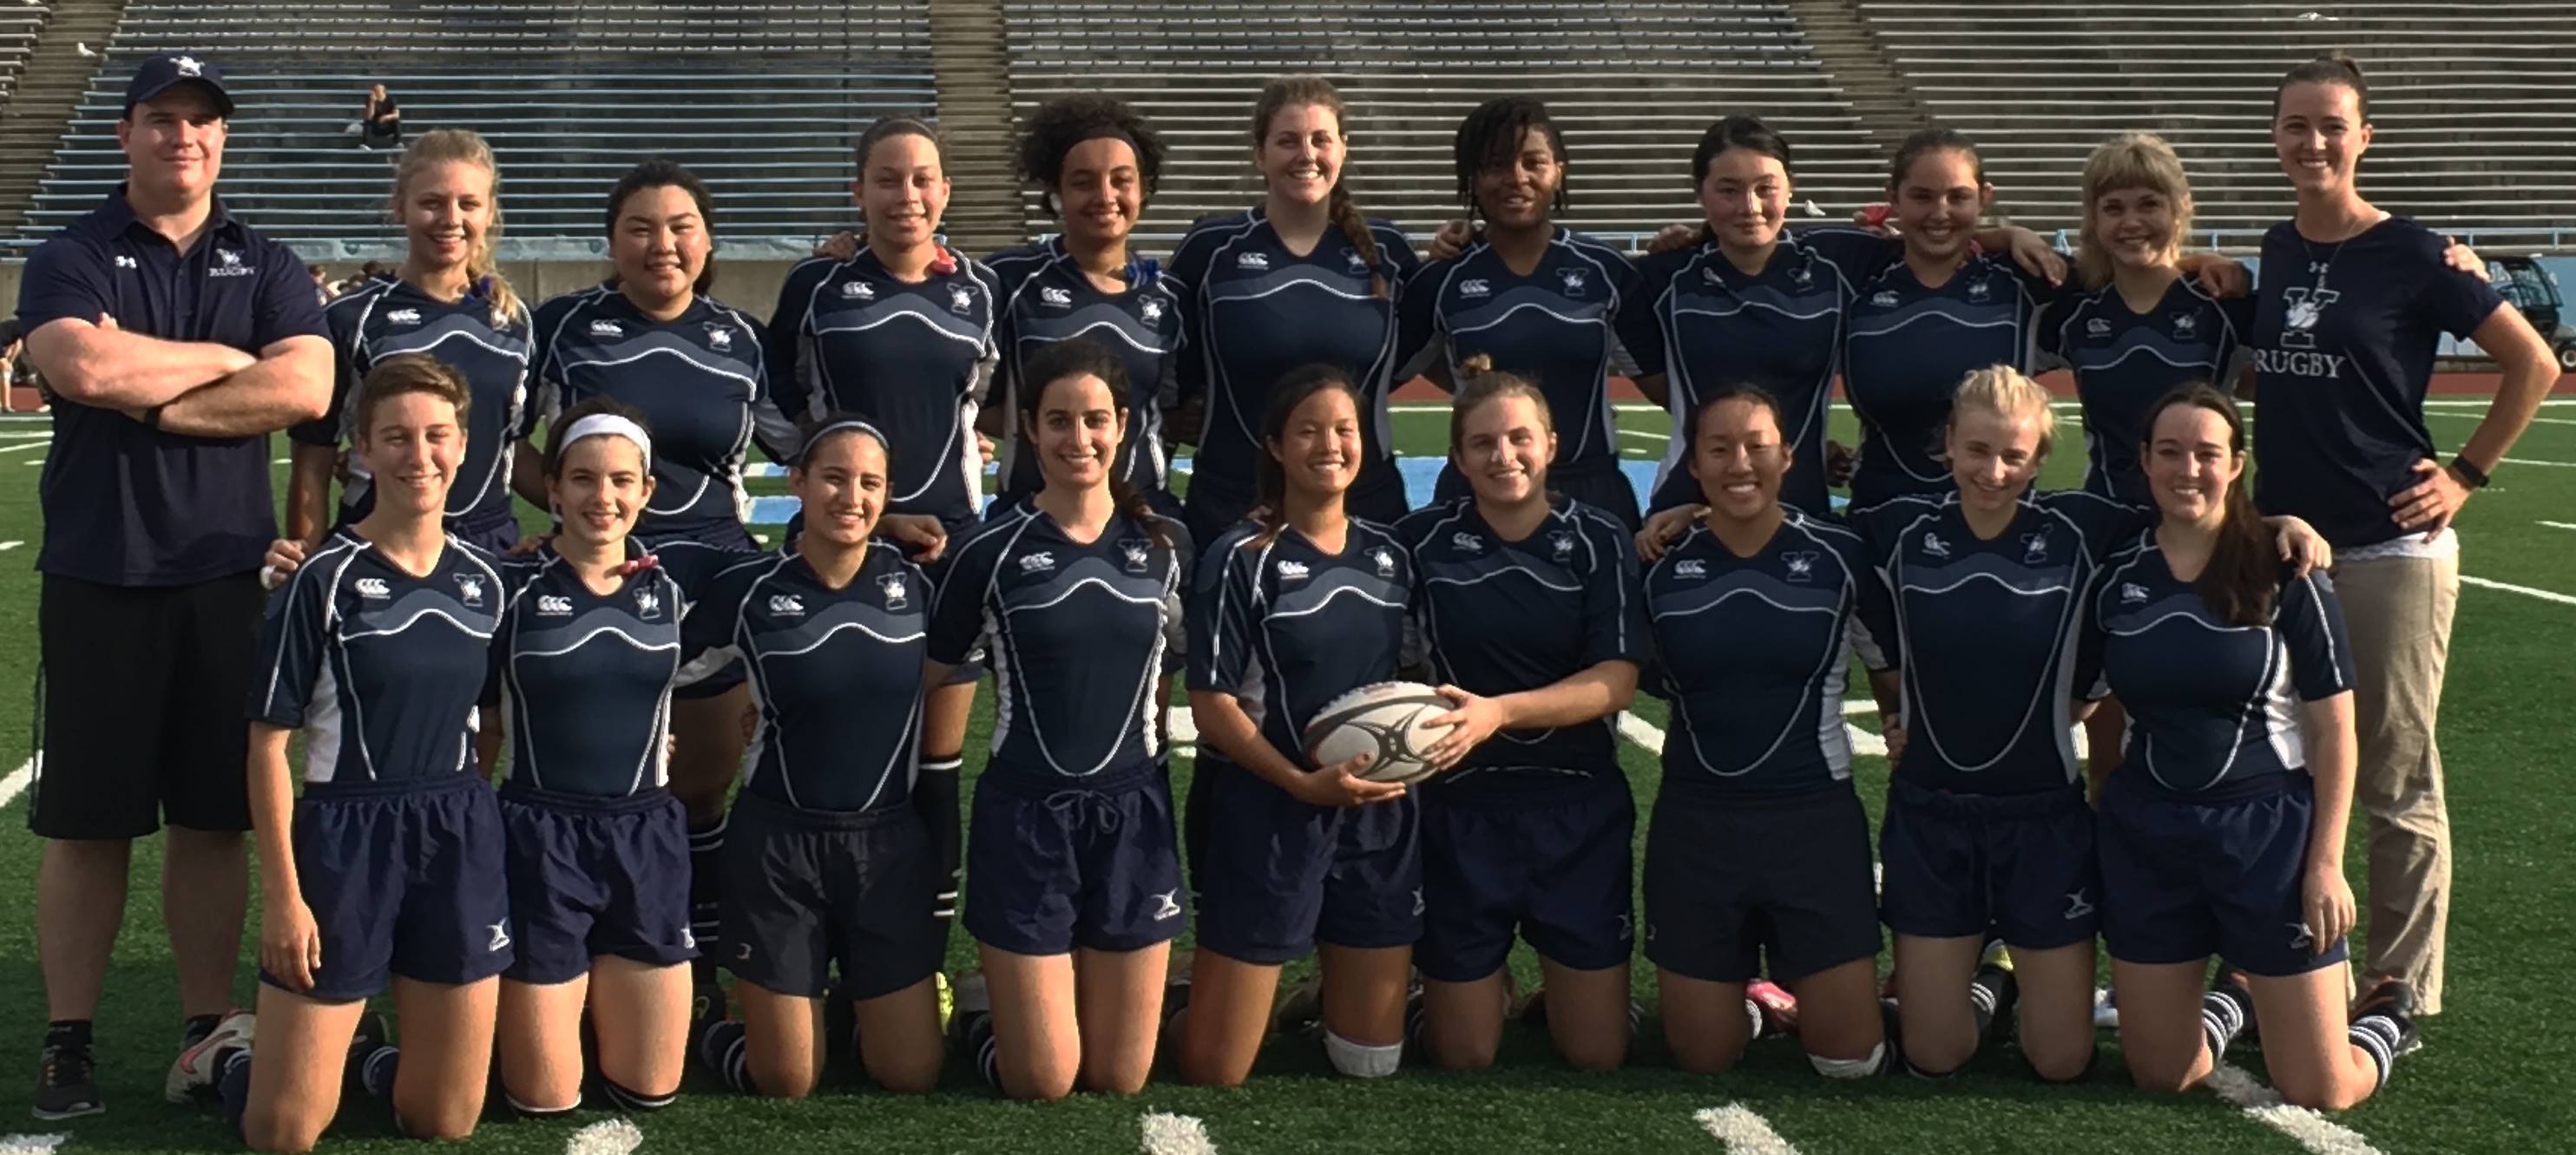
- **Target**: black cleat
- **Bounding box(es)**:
[33,1043,102,1120]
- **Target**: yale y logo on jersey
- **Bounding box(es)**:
[1782,551,1817,581]
[1371,547,1397,577]
[877,573,908,610]
[454,574,486,608]
[1120,540,1152,574]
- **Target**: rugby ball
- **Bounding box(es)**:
[1303,681,1457,787]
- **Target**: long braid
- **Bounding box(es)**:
[1328,183,1386,299]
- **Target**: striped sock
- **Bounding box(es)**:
[2349,1016,2402,1092]
[697,1019,757,1097]
[1742,997,1766,1042]
[598,1076,677,1112]
[687,812,728,971]
[916,760,963,922]
[1968,968,2015,1040]
[357,1047,400,1108]
[217,1048,254,1137]
[2200,987,2251,1060]
[958,1009,1002,1091]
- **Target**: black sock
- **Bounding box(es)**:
[914,762,963,922]
[697,1019,758,1097]
[687,812,728,981]
[2200,986,2252,1060]
[218,1048,254,1137]
[958,1008,1001,1091]
[1183,764,1212,911]
[2349,1015,2402,1092]
[45,1020,92,1052]
[598,1076,676,1112]
[182,1014,223,1049]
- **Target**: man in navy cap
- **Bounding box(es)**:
[13,51,331,1119]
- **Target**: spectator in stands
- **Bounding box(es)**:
[11,52,332,1120]
[358,83,401,151]
[2250,53,2558,1029]
[306,263,327,304]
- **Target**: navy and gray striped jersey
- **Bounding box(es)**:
[527,288,793,544]
[1843,253,2058,507]
[483,541,752,799]
[929,505,1192,786]
[1851,489,2143,795]
[1394,496,1645,793]
[1642,511,1896,797]
[1632,228,1896,515]
[2087,545,2355,798]
[1394,228,1646,474]
[2038,279,2254,504]
[249,531,503,788]
[766,249,1002,523]
[296,279,533,535]
[1165,208,1421,505]
[680,543,930,813]
[987,238,1184,501]
[1189,518,1415,765]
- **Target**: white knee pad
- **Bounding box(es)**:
[1810,1042,1887,1080]
[1324,1030,1403,1079]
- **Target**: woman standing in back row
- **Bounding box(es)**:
[1167,75,1421,550]
[2247,53,2556,1027]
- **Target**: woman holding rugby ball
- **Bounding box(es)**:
[1178,366,1421,1086]
[1392,354,1646,1072]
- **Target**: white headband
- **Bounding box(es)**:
[560,413,653,468]
[801,418,889,463]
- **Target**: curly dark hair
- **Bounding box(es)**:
[1015,93,1165,219]
[1452,95,1568,217]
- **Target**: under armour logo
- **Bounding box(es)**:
[488,922,512,953]
[2065,889,2094,920]
[1151,889,1182,922]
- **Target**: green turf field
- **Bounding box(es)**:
[0,397,2567,1152]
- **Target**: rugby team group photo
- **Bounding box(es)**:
[1,9,2566,1152]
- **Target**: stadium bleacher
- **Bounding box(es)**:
[0,3,48,108]
[1853,2,2576,246]
[10,2,938,256]
[1002,2,1886,249]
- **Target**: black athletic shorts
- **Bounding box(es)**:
[31,572,264,839]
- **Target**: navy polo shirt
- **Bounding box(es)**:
[15,187,328,586]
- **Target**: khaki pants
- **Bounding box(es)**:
[2330,549,2458,1015]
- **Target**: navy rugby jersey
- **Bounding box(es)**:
[929,505,1193,785]
[299,278,533,533]
[1642,511,1896,797]
[1189,518,1415,763]
[2249,218,2505,548]
[681,544,930,813]
[2039,278,2252,504]
[527,289,794,543]
[766,249,1001,523]
[1842,253,2057,507]
[483,541,757,799]
[1395,496,1645,793]
[1165,207,1421,504]
[987,238,1185,500]
[2087,545,2355,798]
[250,531,504,787]
[1852,490,2144,795]
[1394,228,1646,474]
[1633,227,1896,515]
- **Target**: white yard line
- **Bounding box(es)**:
[562,1118,644,1155]
[2422,410,2576,427]
[1614,711,1666,754]
[0,541,22,552]
[1140,1112,1219,1155]
[0,1135,69,1155]
[2206,1064,2389,1155]
[2540,521,2576,532]
[1693,1105,1803,1155]
[1620,428,1669,441]
[2462,574,2576,607]
[0,441,54,456]
[2499,456,2576,469]
[0,758,35,809]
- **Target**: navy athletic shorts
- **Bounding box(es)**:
[1432,457,1640,531]
[1644,782,1880,985]
[1416,772,1635,981]
[1193,760,1423,965]
[264,773,513,1001]
[1877,778,2100,949]
[964,761,1187,956]
[498,783,695,985]
[720,791,946,1000]
[2098,771,2348,977]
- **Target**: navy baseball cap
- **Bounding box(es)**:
[123,53,233,116]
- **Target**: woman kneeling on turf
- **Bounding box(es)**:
[2087,385,2411,1110]
[936,339,1194,1099]
[1179,367,1422,1086]
[1639,386,1898,1079]
[209,357,509,1151]
[684,420,949,1099]
[1392,354,1646,1071]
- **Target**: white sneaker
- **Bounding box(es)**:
[166,1010,253,1104]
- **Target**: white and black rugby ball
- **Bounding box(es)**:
[1303,681,1457,786]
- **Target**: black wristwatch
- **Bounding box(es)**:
[2450,455,2491,489]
